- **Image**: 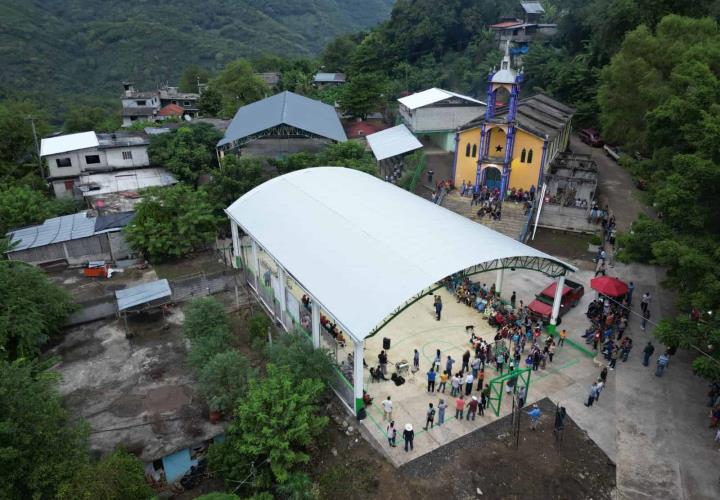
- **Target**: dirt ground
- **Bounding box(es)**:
[312,398,615,500]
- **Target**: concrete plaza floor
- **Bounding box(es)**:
[361,268,599,466]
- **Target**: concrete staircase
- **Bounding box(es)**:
[442,192,529,239]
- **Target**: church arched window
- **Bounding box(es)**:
[472,144,477,157]
[466,143,471,157]
[527,149,534,163]
[520,148,526,163]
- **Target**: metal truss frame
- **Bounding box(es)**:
[220,125,333,153]
[365,256,571,339]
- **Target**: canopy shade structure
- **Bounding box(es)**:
[590,276,628,297]
[397,88,484,110]
[366,124,423,161]
[116,279,171,311]
[217,91,347,148]
[226,167,575,343]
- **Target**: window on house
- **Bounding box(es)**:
[520,148,526,163]
[465,143,471,157]
[136,100,146,106]
[527,149,534,163]
[85,155,101,164]
[184,101,191,106]
[122,151,133,160]
[471,144,477,157]
[56,158,72,168]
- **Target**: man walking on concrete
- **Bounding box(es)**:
[423,403,435,430]
[382,396,393,422]
[641,292,652,314]
[642,342,655,366]
[585,381,599,407]
[465,372,474,396]
[403,424,414,452]
[656,353,669,377]
[467,396,479,421]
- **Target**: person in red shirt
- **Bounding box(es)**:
[455,396,465,420]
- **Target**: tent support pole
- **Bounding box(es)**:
[353,340,365,414]
[548,275,565,335]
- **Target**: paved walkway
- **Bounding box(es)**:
[442,192,528,239]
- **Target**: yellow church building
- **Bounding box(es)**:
[453,44,574,198]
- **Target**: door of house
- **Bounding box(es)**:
[484,167,502,190]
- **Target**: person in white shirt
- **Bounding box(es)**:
[382,396,393,422]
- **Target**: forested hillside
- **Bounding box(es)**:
[0,0,393,106]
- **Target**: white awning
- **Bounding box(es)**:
[226,167,574,343]
[366,124,423,161]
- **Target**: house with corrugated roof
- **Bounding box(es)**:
[397,88,486,151]
[216,91,347,159]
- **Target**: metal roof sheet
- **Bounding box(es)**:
[397,88,485,110]
[7,212,97,251]
[94,212,135,232]
[40,132,99,157]
[366,124,423,161]
[217,91,347,147]
[115,279,171,311]
[521,1,545,14]
[226,167,575,342]
[77,168,177,197]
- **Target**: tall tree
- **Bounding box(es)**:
[148,123,222,186]
[63,105,120,133]
[208,364,328,493]
[0,185,58,234]
[0,359,89,499]
[204,155,268,211]
[123,184,219,262]
[211,60,270,118]
[337,73,388,119]
[0,261,77,359]
[179,64,212,93]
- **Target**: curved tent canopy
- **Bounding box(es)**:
[226,167,575,343]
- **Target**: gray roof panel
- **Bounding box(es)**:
[217,91,347,147]
[115,279,171,311]
[7,212,97,251]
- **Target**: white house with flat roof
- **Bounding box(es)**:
[41,131,152,198]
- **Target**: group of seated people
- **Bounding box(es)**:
[477,200,502,220]
[506,187,534,203]
[320,314,346,346]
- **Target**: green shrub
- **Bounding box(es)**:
[248,313,271,349]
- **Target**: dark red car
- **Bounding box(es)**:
[579,128,604,147]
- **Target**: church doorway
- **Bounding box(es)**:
[484,167,502,190]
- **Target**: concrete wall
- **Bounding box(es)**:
[455,127,480,185]
[47,147,107,178]
[108,232,133,260]
[105,146,150,168]
[509,129,544,191]
[121,96,159,108]
[413,106,484,133]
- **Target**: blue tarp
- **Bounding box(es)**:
[162,448,194,484]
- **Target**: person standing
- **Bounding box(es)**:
[378,350,388,375]
[467,396,479,421]
[434,349,441,372]
[627,282,635,306]
[585,382,598,407]
[527,404,541,430]
[656,353,669,377]
[461,350,471,373]
[496,352,505,375]
[423,403,435,430]
[595,378,605,403]
[438,398,447,425]
[427,169,434,183]
[517,386,526,408]
[413,349,420,371]
[465,372,474,396]
[455,396,465,419]
[558,329,567,346]
[641,292,651,314]
[532,350,540,372]
[599,367,608,384]
[641,308,650,331]
[434,295,443,320]
[609,347,619,369]
[445,355,455,375]
[438,370,449,393]
[548,342,556,363]
[510,291,517,309]
[426,368,437,392]
[642,342,655,366]
[478,391,486,416]
[476,368,485,391]
[382,396,393,422]
[403,424,414,452]
[451,372,461,396]
[471,356,481,377]
[387,421,397,447]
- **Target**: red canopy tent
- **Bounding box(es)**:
[590,276,628,297]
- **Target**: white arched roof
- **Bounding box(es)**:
[226,167,575,343]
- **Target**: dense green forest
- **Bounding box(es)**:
[0,0,393,111]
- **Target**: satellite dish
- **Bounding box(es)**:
[184,115,192,122]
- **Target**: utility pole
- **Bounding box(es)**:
[26,115,45,181]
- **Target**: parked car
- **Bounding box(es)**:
[579,128,604,147]
[603,144,623,161]
[528,279,585,324]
